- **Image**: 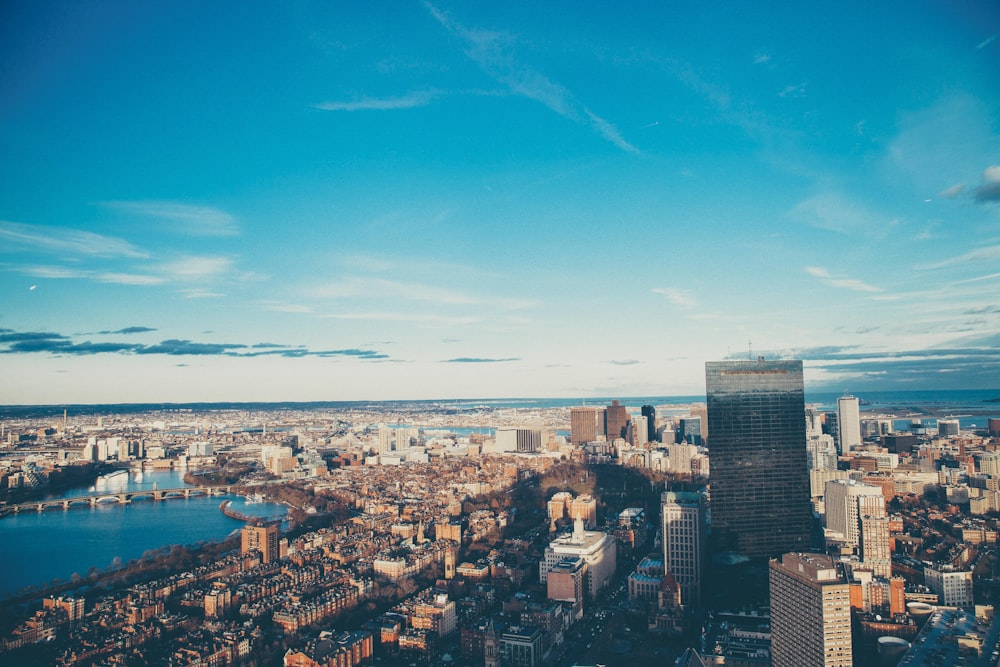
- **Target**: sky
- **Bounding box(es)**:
[1,1,999,404]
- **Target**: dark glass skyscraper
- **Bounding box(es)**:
[705,359,812,560]
[641,404,657,442]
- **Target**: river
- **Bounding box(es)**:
[0,469,286,599]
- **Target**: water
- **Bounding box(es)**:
[0,470,285,599]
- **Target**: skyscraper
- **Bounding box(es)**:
[662,491,707,607]
[705,359,812,559]
[570,407,604,446]
[604,400,630,443]
[641,404,657,442]
[824,479,884,549]
[241,523,280,563]
[770,552,853,667]
[836,395,861,455]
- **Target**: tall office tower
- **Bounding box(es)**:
[570,407,604,446]
[805,408,824,438]
[395,427,412,451]
[662,491,707,607]
[665,442,697,475]
[859,514,892,578]
[641,405,657,442]
[689,403,709,441]
[824,412,840,452]
[378,427,393,454]
[807,434,838,471]
[770,552,852,667]
[837,396,862,455]
[705,359,812,559]
[241,524,280,563]
[605,400,630,442]
[630,415,649,447]
[824,479,884,548]
[678,416,703,445]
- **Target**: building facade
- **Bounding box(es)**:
[770,552,853,667]
[570,407,604,446]
[540,519,616,599]
[661,491,706,607]
[837,396,862,455]
[241,524,280,564]
[705,359,812,559]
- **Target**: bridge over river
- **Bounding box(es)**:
[3,485,235,515]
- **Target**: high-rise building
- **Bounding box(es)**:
[807,434,838,471]
[629,415,648,447]
[837,396,862,455]
[241,523,280,564]
[770,552,852,667]
[678,416,702,446]
[662,491,706,607]
[641,405,657,442]
[604,400,630,443]
[859,514,892,578]
[824,479,884,549]
[570,407,604,446]
[705,359,812,559]
[378,427,393,455]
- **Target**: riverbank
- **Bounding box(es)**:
[0,469,287,599]
[0,462,112,506]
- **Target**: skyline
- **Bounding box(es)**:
[2,1,1000,404]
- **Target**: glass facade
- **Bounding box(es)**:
[705,360,812,559]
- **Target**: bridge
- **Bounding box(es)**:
[4,485,235,515]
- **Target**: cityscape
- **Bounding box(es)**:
[2,369,1000,666]
[3,1,1000,666]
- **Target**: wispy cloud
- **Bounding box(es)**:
[313,91,437,111]
[778,82,807,98]
[158,255,233,281]
[652,287,697,306]
[805,266,881,292]
[789,193,897,237]
[96,272,167,286]
[258,301,314,314]
[178,288,226,299]
[314,277,477,305]
[977,33,997,50]
[938,183,965,199]
[609,359,639,366]
[16,265,92,280]
[102,201,239,236]
[326,311,483,327]
[442,357,519,363]
[0,220,147,258]
[423,2,637,153]
[0,328,387,360]
[753,53,771,65]
[919,244,1000,271]
[98,326,157,335]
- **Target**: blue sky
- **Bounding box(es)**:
[2,1,999,404]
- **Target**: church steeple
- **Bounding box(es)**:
[484,617,498,667]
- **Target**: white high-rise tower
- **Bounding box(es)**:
[837,396,862,455]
